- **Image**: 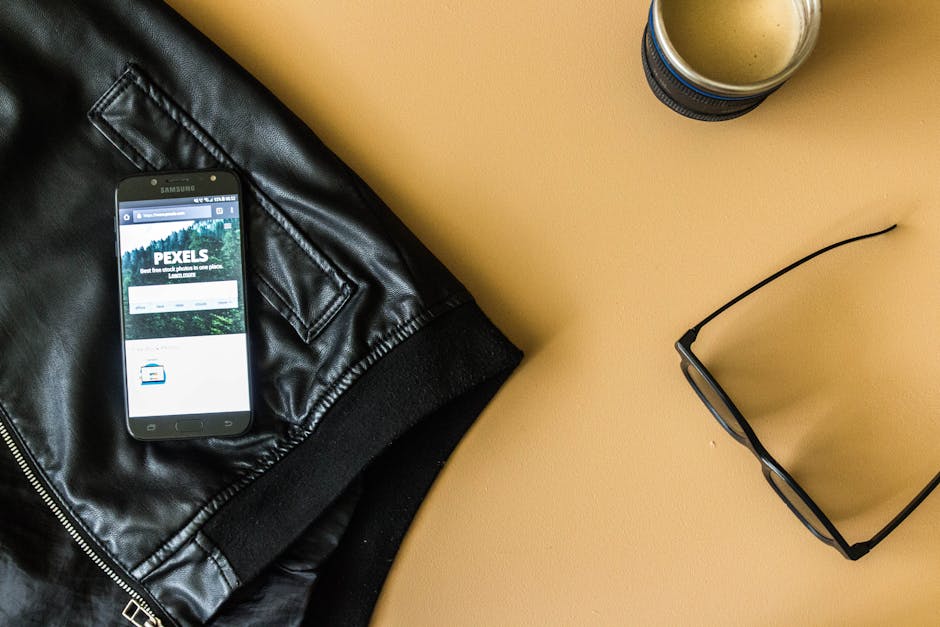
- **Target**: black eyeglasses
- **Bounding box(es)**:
[676,224,940,560]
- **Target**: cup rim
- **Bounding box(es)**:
[651,0,822,98]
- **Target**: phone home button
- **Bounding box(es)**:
[175,419,204,433]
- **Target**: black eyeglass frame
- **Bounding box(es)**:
[676,224,940,560]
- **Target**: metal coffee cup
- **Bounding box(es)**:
[642,0,822,121]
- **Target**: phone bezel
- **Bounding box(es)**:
[115,168,253,441]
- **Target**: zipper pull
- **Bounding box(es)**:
[122,598,163,627]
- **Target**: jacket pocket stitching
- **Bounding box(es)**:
[89,78,157,171]
[89,63,353,342]
[250,266,308,336]
[93,112,155,170]
[121,65,348,295]
[126,64,351,338]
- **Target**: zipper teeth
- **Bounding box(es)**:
[0,414,159,623]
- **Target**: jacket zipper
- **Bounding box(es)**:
[0,413,165,627]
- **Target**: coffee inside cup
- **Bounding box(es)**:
[660,0,802,86]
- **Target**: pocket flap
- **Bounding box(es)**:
[89,64,352,343]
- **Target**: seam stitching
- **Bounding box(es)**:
[133,291,472,576]
[88,71,158,169]
[192,533,238,592]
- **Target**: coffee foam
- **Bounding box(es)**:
[661,0,801,85]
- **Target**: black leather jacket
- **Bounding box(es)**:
[0,2,521,625]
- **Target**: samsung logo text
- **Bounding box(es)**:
[160,185,196,193]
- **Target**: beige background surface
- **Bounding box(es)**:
[166,1,940,624]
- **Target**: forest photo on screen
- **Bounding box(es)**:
[120,219,245,340]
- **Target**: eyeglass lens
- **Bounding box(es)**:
[683,359,835,540]
[683,361,747,439]
[766,467,833,540]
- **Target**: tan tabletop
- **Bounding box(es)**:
[166,1,940,624]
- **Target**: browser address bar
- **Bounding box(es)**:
[131,205,213,223]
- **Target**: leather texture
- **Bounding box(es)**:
[0,2,521,625]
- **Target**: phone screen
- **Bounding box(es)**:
[117,189,250,435]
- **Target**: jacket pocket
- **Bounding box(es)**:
[88,63,352,344]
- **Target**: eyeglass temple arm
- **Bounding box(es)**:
[684,224,898,344]
[854,469,940,557]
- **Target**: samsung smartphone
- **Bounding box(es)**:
[115,169,252,440]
